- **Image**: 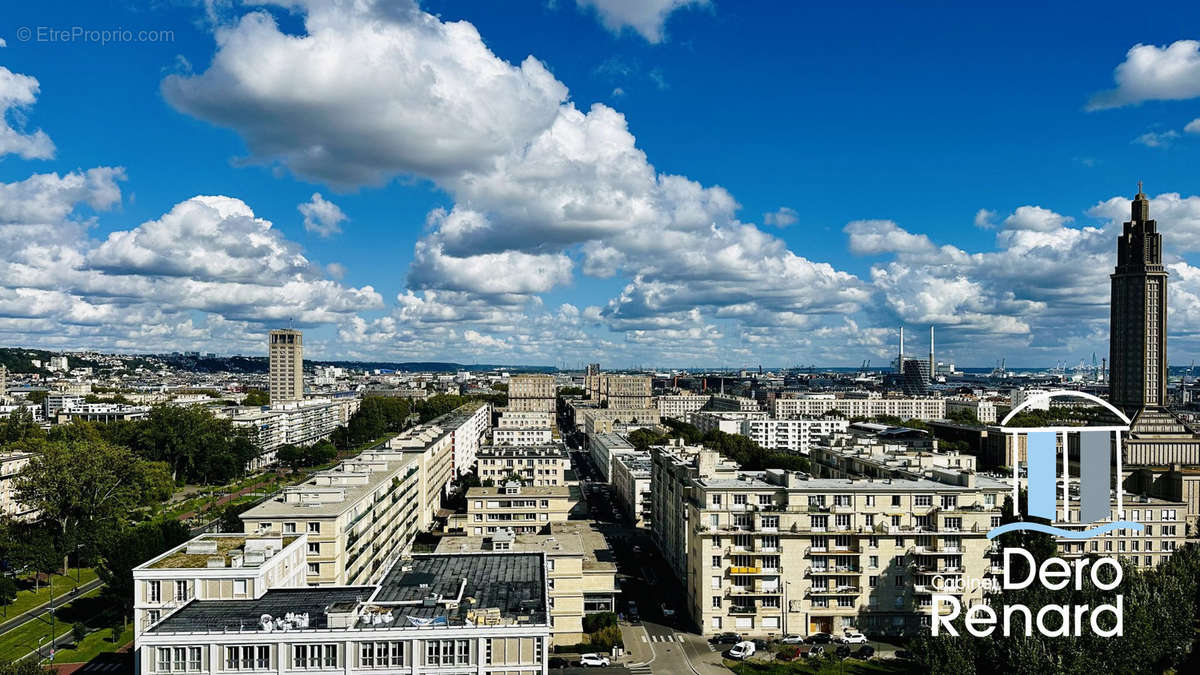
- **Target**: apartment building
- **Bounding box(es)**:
[0,451,35,520]
[494,427,554,446]
[771,394,946,421]
[229,396,362,467]
[690,410,767,436]
[240,452,425,586]
[656,393,711,420]
[451,482,577,535]
[739,418,850,454]
[444,401,490,477]
[387,403,490,509]
[576,406,661,435]
[508,374,556,413]
[809,433,974,481]
[588,433,635,481]
[611,452,652,527]
[436,522,618,645]
[651,445,1009,638]
[55,402,150,423]
[1055,492,1187,569]
[706,394,762,412]
[132,534,308,637]
[945,397,998,424]
[496,410,555,429]
[134,552,550,675]
[588,374,652,410]
[477,445,571,486]
[268,329,304,403]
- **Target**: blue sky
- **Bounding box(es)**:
[4,0,1200,367]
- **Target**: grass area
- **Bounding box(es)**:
[0,588,104,662]
[51,624,132,665]
[1,569,97,620]
[728,656,919,675]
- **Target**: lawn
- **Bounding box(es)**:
[0,588,104,662]
[51,624,133,665]
[1,569,98,620]
[728,656,921,675]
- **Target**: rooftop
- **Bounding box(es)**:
[477,444,567,458]
[435,522,616,571]
[467,485,570,497]
[370,553,546,622]
[146,587,372,634]
[142,534,302,570]
[240,452,419,519]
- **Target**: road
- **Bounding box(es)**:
[0,577,104,635]
[564,439,731,674]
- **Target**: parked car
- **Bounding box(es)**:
[835,645,851,658]
[661,603,675,617]
[548,657,570,669]
[855,645,876,659]
[806,645,825,658]
[839,632,868,644]
[727,641,756,660]
[780,634,805,645]
[711,632,742,645]
[807,632,833,644]
[579,653,610,667]
[752,639,770,651]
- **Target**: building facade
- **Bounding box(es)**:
[452,483,576,535]
[656,393,711,420]
[476,445,571,486]
[1111,185,1167,415]
[508,375,556,413]
[268,329,304,404]
[771,395,945,422]
[611,452,652,528]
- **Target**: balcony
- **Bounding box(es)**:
[728,586,782,596]
[728,604,757,614]
[729,566,761,575]
[808,586,860,596]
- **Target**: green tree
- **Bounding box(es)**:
[96,519,190,613]
[0,407,43,446]
[276,444,305,473]
[100,405,260,483]
[0,660,47,674]
[15,438,173,571]
[241,389,269,407]
[947,408,981,425]
[25,391,48,405]
[627,428,665,451]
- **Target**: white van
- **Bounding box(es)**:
[727,641,756,660]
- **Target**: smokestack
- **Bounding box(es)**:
[898,326,905,373]
[929,325,935,382]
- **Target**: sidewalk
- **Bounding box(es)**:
[619,623,655,665]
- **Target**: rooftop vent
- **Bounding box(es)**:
[185,539,218,555]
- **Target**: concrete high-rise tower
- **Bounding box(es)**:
[268,329,304,404]
[929,326,935,382]
[1110,183,1167,415]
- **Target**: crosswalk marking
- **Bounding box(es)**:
[648,634,683,642]
[629,667,654,675]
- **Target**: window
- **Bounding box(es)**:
[894,575,904,586]
[174,580,188,602]
[188,647,202,671]
[869,555,879,568]
[712,494,722,506]
[711,575,721,589]
[712,555,722,568]
[941,495,958,510]
[293,644,336,670]
[308,563,320,575]
[712,596,722,608]
[891,495,901,507]
[226,645,270,671]
[734,494,747,505]
[914,495,932,507]
[834,495,851,507]
[307,522,321,533]
[234,579,247,596]
[834,514,850,530]
[864,514,874,528]
[147,610,160,624]
[283,522,297,533]
[308,542,320,555]
[761,516,779,530]
[865,495,875,507]
[869,575,878,588]
[158,648,172,672]
[984,493,996,506]
[148,580,161,603]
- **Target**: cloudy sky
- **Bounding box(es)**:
[4,0,1200,368]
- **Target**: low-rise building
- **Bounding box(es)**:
[611,452,652,527]
[0,451,35,520]
[706,394,761,412]
[56,402,150,423]
[690,410,767,436]
[436,522,617,645]
[493,427,554,446]
[1055,491,1186,569]
[476,445,571,486]
[132,534,309,638]
[134,552,551,675]
[945,397,998,424]
[451,482,577,535]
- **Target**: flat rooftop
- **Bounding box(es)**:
[240,453,418,519]
[146,587,373,634]
[435,522,616,571]
[467,485,570,497]
[143,535,301,570]
[370,553,546,622]
[696,472,1009,492]
[477,445,567,458]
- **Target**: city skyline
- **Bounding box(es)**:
[6,2,1200,367]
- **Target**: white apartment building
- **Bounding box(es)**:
[0,451,35,520]
[739,418,850,454]
[134,552,551,675]
[945,397,998,424]
[656,393,711,420]
[496,411,554,429]
[588,433,636,481]
[132,534,309,637]
[56,403,150,423]
[771,395,945,421]
[690,410,767,436]
[229,396,362,467]
[493,427,553,446]
[446,402,490,477]
[1009,388,1050,412]
[611,452,652,528]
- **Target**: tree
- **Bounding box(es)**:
[15,438,173,571]
[218,502,256,534]
[241,389,269,407]
[72,622,88,645]
[0,660,47,675]
[947,408,981,426]
[99,405,260,484]
[0,407,44,446]
[96,519,190,613]
[276,444,305,473]
[627,428,665,451]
